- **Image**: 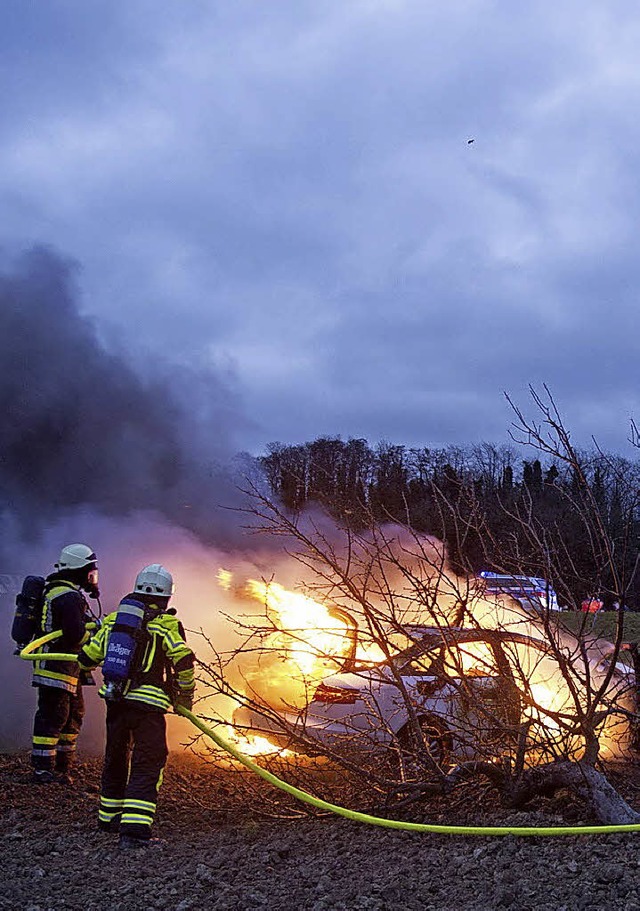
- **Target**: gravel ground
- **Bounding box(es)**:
[2,752,640,911]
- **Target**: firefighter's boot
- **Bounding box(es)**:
[118,835,165,852]
[32,769,56,785]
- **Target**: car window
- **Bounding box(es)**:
[442,640,499,678]
[396,638,500,678]
[382,629,552,683]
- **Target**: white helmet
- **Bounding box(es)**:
[56,543,97,571]
[134,564,174,598]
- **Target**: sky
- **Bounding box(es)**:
[2,0,640,456]
[4,0,640,748]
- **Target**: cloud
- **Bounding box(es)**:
[1,3,640,453]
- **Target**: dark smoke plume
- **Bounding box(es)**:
[0,246,255,556]
[0,246,283,750]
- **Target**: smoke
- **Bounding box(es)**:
[0,507,286,752]
[0,245,256,558]
[0,245,276,751]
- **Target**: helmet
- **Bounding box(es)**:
[134,564,174,598]
[56,543,97,571]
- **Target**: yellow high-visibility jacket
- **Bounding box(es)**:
[33,577,91,692]
[78,598,195,712]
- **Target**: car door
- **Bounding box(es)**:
[434,637,523,758]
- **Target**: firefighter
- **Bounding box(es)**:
[78,564,195,850]
[31,543,100,784]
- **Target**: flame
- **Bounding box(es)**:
[353,640,387,664]
[217,570,358,718]
[526,682,564,731]
[446,639,496,677]
[245,579,349,675]
[223,724,292,757]
[217,567,634,761]
[217,568,233,591]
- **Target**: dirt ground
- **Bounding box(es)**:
[3,751,640,911]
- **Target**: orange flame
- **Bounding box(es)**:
[223,724,292,757]
[217,568,634,760]
[244,578,350,674]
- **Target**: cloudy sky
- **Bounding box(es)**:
[2,0,640,455]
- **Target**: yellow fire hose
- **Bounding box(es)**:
[20,630,84,662]
[20,631,640,836]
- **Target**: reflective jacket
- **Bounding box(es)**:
[78,596,195,713]
[32,575,91,692]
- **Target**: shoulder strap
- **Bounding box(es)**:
[45,579,79,598]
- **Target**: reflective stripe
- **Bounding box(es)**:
[99,809,121,822]
[130,683,167,694]
[33,675,77,692]
[56,744,77,753]
[118,602,145,620]
[131,683,166,696]
[127,695,169,709]
[125,688,171,710]
[33,736,58,746]
[98,683,171,710]
[35,668,78,685]
[100,796,124,824]
[126,694,169,710]
[147,622,190,654]
[159,633,181,650]
[124,799,156,814]
[121,814,152,827]
[141,635,157,674]
[100,796,124,808]
[33,666,79,692]
[33,668,78,683]
[58,732,78,743]
[32,748,56,757]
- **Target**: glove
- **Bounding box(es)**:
[174,692,194,712]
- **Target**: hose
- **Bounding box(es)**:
[20,630,80,663]
[20,631,640,836]
[20,625,101,662]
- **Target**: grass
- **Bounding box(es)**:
[557,610,640,644]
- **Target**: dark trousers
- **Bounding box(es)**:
[100,701,168,839]
[32,685,85,772]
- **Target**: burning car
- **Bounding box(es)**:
[223,563,637,765]
[233,627,560,766]
[233,620,639,767]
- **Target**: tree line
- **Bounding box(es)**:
[259,436,640,609]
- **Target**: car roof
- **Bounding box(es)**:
[480,573,549,587]
[390,625,551,663]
